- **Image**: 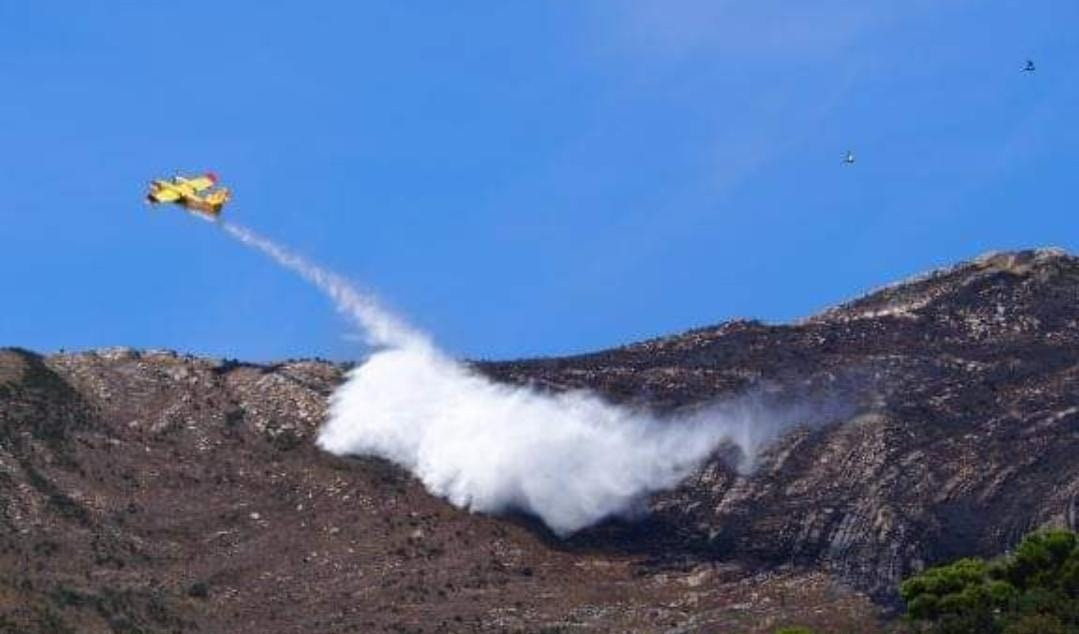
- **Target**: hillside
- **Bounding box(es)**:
[3,248,1078,633]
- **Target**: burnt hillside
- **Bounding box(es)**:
[486,248,1079,598]
[3,248,1078,633]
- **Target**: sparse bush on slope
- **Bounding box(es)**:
[900,529,1079,633]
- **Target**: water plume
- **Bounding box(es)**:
[220,221,805,535]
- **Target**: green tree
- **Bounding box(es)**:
[1002,613,1066,634]
[900,529,1079,633]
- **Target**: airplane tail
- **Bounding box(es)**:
[207,187,230,215]
[206,187,231,206]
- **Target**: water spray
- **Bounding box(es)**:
[217,221,794,535]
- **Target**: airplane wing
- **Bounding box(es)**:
[149,186,182,203]
[183,173,218,192]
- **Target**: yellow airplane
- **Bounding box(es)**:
[145,172,231,217]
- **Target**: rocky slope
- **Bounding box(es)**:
[3,248,1078,632]
[489,248,1079,598]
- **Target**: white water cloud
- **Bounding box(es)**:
[222,221,810,534]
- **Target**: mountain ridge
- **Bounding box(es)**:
[3,247,1078,632]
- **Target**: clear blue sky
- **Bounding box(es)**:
[1,2,1076,361]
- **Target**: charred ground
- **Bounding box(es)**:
[3,248,1078,633]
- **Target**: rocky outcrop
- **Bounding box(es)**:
[487,248,1079,599]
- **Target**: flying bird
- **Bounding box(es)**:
[842,150,856,166]
[1023,59,1036,73]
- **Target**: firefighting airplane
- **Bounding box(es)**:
[145,172,231,217]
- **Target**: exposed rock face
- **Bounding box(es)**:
[487,248,1079,598]
[1,248,1077,632]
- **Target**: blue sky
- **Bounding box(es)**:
[1,2,1076,361]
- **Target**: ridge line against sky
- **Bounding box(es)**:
[0,1,1075,360]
